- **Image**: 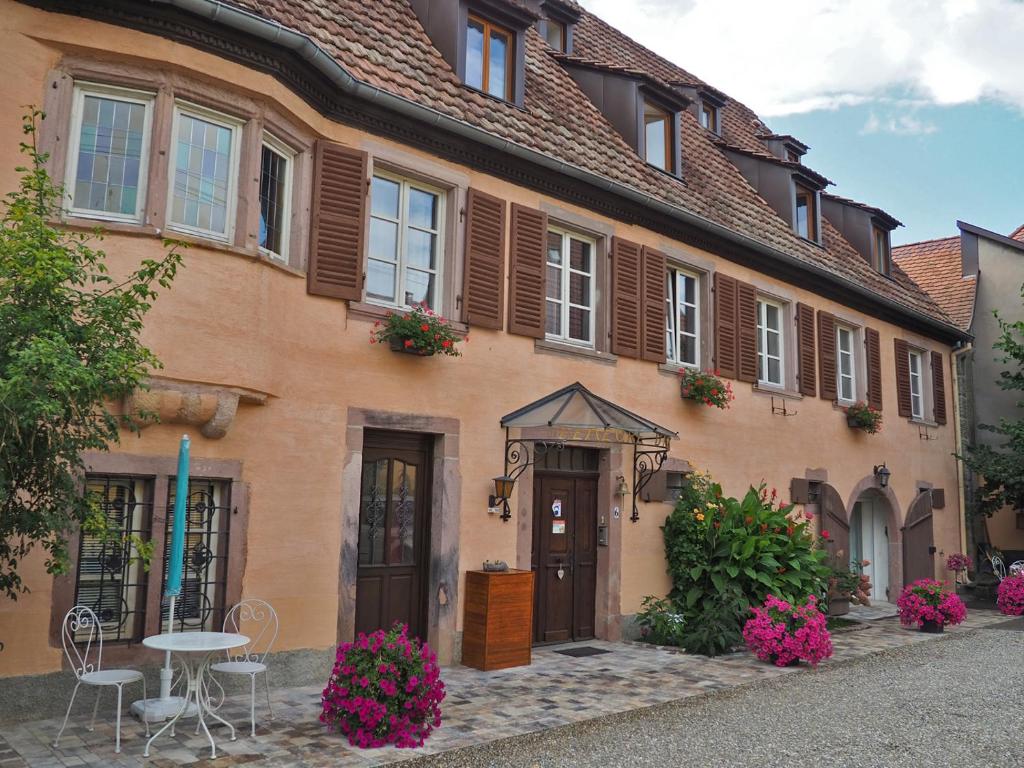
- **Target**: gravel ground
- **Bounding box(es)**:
[407,627,1024,768]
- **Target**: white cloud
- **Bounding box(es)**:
[579,0,1024,118]
[860,113,938,135]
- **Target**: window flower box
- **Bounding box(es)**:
[679,368,733,409]
[370,304,463,357]
[845,401,882,433]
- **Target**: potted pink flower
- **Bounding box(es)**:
[997,575,1024,616]
[742,595,833,667]
[321,623,445,749]
[895,579,966,633]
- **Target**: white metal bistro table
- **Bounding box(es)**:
[141,631,248,759]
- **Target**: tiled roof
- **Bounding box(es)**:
[1011,224,1024,242]
[892,236,975,331]
[220,0,950,328]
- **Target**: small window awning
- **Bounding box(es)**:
[500,382,677,442]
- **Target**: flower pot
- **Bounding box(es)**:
[828,597,850,617]
[389,336,434,356]
[770,655,800,667]
[920,619,944,634]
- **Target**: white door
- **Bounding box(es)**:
[850,497,889,602]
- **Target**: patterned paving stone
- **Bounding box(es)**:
[1,609,1007,767]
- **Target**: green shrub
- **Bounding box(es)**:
[635,595,687,646]
[661,471,830,655]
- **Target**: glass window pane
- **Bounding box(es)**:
[405,229,437,270]
[569,272,590,308]
[547,231,563,265]
[466,20,485,91]
[765,303,780,330]
[645,116,667,169]
[546,300,561,335]
[681,273,696,305]
[796,195,809,238]
[259,145,289,256]
[367,259,397,303]
[171,112,232,234]
[390,461,417,565]
[569,306,590,342]
[359,459,388,566]
[407,188,437,230]
[403,268,435,307]
[569,238,591,272]
[680,335,696,366]
[766,330,780,358]
[546,264,562,299]
[678,304,692,335]
[488,29,508,99]
[371,176,400,218]
[545,20,565,51]
[73,94,147,217]
[768,357,781,384]
[369,218,399,262]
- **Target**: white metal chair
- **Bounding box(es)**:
[1011,560,1024,578]
[991,554,1008,581]
[210,598,278,737]
[53,605,149,754]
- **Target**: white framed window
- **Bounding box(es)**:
[65,82,154,223]
[367,172,444,310]
[167,102,243,241]
[836,325,856,403]
[666,267,700,366]
[908,349,924,419]
[757,298,784,386]
[258,133,294,262]
[545,227,595,346]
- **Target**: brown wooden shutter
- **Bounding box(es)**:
[308,140,367,300]
[931,350,947,424]
[865,327,883,411]
[930,488,946,509]
[817,311,837,401]
[462,188,506,329]
[737,281,758,383]
[610,237,642,358]
[796,303,816,397]
[640,247,667,363]
[507,204,547,339]
[713,272,738,379]
[894,338,912,418]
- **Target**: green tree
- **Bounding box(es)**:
[0,111,182,598]
[961,288,1024,518]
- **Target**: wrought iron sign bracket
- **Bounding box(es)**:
[632,436,669,523]
[498,432,565,522]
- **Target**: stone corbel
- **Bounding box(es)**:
[126,377,269,439]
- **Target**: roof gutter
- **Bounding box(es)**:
[157,0,965,343]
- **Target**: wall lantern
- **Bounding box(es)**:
[615,475,629,498]
[489,475,515,509]
[873,463,891,489]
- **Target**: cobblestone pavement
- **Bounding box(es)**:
[1,610,1010,767]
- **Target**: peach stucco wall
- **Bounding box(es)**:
[0,3,963,677]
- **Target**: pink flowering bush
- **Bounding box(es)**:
[946,553,973,572]
[896,579,967,628]
[321,623,445,749]
[997,575,1024,616]
[742,595,833,667]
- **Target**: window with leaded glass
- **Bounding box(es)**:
[161,478,231,633]
[168,104,241,240]
[358,457,418,567]
[545,227,595,346]
[74,475,153,642]
[665,267,700,366]
[258,134,293,261]
[757,298,784,386]
[367,173,444,310]
[66,84,153,223]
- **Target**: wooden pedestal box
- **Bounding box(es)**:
[461,569,534,671]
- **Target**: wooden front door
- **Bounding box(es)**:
[355,431,432,641]
[903,491,935,585]
[532,473,598,644]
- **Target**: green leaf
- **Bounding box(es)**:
[725,564,739,579]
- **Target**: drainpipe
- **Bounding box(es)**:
[951,341,974,558]
[154,0,966,343]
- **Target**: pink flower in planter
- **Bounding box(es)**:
[896,579,967,627]
[997,575,1024,616]
[742,595,832,666]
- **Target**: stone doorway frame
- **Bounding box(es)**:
[340,408,461,664]
[846,478,903,598]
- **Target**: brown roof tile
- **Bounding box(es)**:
[221,0,950,327]
[892,236,975,330]
[1011,224,1024,242]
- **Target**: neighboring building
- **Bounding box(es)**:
[1,0,965,700]
[895,222,1024,563]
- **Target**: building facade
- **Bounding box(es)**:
[895,222,1024,563]
[1,0,966,696]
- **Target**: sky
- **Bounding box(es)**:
[580,0,1024,245]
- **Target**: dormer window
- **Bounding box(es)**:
[795,182,818,242]
[544,18,566,51]
[699,102,719,134]
[644,101,673,172]
[786,149,800,163]
[466,14,513,100]
[873,224,891,275]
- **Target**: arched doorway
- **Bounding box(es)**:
[902,491,935,584]
[850,490,891,602]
